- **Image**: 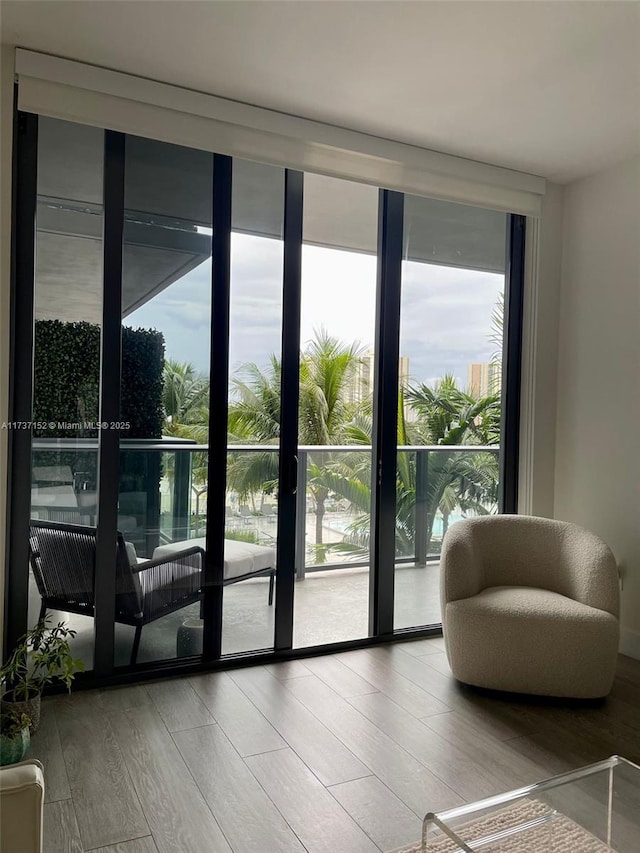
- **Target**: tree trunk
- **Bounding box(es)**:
[314,487,328,545]
[425,513,434,560]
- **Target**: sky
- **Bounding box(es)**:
[127,232,504,390]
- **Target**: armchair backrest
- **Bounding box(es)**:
[28,520,143,619]
[442,515,619,616]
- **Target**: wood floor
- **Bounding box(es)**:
[29,639,640,853]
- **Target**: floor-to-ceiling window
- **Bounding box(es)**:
[27,117,105,671]
[293,174,379,648]
[116,136,214,666]
[394,195,508,630]
[222,159,285,656]
[8,112,524,682]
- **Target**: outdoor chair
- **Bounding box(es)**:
[260,504,276,523]
[225,505,239,528]
[28,519,204,665]
[238,505,253,525]
[440,515,620,698]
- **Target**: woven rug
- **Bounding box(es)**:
[391,799,613,852]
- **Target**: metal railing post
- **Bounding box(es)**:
[294,449,307,579]
[145,450,162,556]
[173,449,191,541]
[414,448,429,566]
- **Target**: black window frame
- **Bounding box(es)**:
[4,107,525,687]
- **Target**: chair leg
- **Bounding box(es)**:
[39,601,47,625]
[130,625,142,665]
[268,570,275,606]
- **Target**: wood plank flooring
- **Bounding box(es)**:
[29,641,640,853]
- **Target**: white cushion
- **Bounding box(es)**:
[30,485,78,507]
[152,537,275,581]
[124,541,138,566]
[445,585,619,698]
[452,585,615,624]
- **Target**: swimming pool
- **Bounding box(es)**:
[327,512,472,536]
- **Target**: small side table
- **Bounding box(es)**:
[176,619,203,657]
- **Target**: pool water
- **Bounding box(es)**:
[327,512,471,536]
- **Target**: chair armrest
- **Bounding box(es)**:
[440,521,483,605]
[0,759,44,853]
[560,525,620,617]
[133,547,205,622]
[132,545,205,573]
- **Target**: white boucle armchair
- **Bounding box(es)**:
[0,759,44,853]
[440,515,620,698]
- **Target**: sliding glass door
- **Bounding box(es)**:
[27,117,106,671]
[8,110,524,680]
[116,136,213,666]
[222,159,285,655]
[394,195,508,630]
[293,174,379,648]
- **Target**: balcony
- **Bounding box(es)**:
[28,439,498,666]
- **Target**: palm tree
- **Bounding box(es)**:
[406,374,501,447]
[162,360,210,526]
[227,356,281,509]
[407,386,499,547]
[163,359,209,440]
[313,378,500,558]
[227,330,365,545]
[401,376,500,549]
[300,331,364,544]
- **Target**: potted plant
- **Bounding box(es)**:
[0,709,31,766]
[1,619,85,733]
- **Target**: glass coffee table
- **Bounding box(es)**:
[422,755,640,852]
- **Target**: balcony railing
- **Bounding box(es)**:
[30,438,499,574]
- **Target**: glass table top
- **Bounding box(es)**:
[423,755,640,852]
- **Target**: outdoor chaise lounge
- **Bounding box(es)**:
[28,520,276,665]
[152,537,276,606]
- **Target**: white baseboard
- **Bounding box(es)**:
[620,626,640,660]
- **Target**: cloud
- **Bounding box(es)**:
[128,234,504,388]
[400,262,502,385]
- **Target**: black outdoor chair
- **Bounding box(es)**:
[28,519,204,665]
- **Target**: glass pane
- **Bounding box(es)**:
[223,159,284,655]
[425,757,640,853]
[116,136,212,666]
[395,195,506,630]
[293,174,378,648]
[29,117,105,671]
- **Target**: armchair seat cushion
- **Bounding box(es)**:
[446,585,619,698]
[451,585,618,624]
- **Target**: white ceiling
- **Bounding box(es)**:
[2,0,639,183]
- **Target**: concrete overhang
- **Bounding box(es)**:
[35,118,506,324]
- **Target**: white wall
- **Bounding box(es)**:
[555,154,640,658]
[0,45,15,654]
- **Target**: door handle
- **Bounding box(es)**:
[289,455,298,495]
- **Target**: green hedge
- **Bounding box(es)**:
[121,327,165,439]
[33,320,165,438]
